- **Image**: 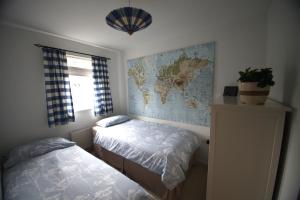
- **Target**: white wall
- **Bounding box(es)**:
[125,15,267,98]
[123,14,268,137]
[122,14,268,164]
[266,0,300,199]
[0,24,125,156]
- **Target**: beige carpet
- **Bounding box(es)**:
[180,163,208,200]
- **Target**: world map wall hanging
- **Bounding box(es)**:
[127,42,215,126]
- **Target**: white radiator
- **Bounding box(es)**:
[70,127,93,150]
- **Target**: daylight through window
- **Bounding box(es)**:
[66,54,94,112]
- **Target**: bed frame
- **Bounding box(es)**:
[92,128,196,200]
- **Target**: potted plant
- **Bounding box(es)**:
[238,67,275,105]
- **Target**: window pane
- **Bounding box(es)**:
[69,75,94,112]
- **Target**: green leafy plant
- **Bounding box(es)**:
[238,67,275,88]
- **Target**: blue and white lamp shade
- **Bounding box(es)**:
[106,7,152,35]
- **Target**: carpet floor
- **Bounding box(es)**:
[180,163,208,200]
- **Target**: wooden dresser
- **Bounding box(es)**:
[206,97,290,200]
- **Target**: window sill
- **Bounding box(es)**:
[74,108,93,113]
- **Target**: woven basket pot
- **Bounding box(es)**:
[238,82,270,105]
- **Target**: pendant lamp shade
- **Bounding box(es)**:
[106,7,152,35]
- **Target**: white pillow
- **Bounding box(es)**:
[96,115,131,127]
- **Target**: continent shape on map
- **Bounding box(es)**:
[128,62,150,105]
[155,53,209,106]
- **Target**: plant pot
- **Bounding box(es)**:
[238,82,270,105]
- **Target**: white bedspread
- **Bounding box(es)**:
[94,119,201,190]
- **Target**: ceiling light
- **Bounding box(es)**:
[106,0,152,35]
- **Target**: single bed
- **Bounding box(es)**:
[2,137,156,200]
[92,117,202,200]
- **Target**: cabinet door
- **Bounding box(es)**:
[207,107,285,200]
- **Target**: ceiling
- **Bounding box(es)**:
[0,0,271,51]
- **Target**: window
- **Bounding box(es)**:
[66,53,94,112]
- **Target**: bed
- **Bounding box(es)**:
[2,137,156,200]
[92,116,202,200]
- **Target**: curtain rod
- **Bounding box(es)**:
[34,44,111,60]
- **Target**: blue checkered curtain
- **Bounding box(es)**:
[42,47,75,127]
[92,56,113,116]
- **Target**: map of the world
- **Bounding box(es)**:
[127,42,214,126]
